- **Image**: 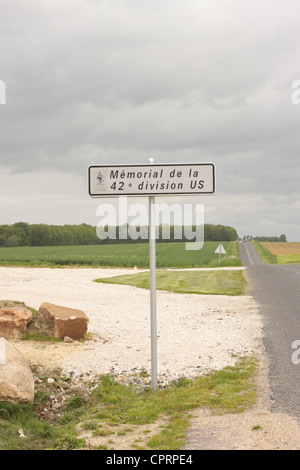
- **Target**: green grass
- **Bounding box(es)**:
[80,356,258,450]
[0,357,258,450]
[252,241,278,264]
[21,332,62,342]
[91,357,257,421]
[95,269,247,296]
[0,401,54,450]
[278,254,300,264]
[0,241,241,268]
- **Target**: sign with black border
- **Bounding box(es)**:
[88,163,215,197]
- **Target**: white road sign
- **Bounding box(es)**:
[88,160,216,389]
[215,243,226,254]
[215,243,226,266]
[88,163,215,197]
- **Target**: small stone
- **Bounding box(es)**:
[18,428,26,438]
[64,336,73,343]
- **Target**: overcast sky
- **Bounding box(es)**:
[1,0,300,241]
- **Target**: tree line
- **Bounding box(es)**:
[0,222,238,247]
[242,234,287,242]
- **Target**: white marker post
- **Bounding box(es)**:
[215,243,226,266]
[148,158,158,389]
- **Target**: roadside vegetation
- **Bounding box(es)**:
[95,269,247,296]
[252,241,278,264]
[0,356,258,450]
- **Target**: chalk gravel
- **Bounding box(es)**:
[0,266,263,386]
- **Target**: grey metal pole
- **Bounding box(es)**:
[148,158,158,390]
[149,195,157,389]
[219,244,221,266]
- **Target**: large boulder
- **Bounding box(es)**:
[0,337,35,402]
[39,302,89,340]
[0,304,32,340]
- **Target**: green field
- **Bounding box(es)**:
[253,241,300,265]
[95,269,247,296]
[0,241,241,268]
[277,254,300,264]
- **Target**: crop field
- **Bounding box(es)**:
[259,242,300,264]
[260,242,300,255]
[0,241,241,268]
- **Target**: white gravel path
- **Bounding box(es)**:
[0,266,262,384]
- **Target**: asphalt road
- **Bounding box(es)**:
[239,242,300,418]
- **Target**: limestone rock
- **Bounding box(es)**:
[0,337,35,402]
[0,305,32,340]
[63,336,74,343]
[39,302,89,340]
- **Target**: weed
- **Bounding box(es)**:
[21,333,62,342]
[252,425,262,431]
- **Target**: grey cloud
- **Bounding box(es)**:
[0,0,300,239]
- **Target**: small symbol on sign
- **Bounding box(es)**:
[95,171,105,191]
[97,172,104,184]
[129,183,132,187]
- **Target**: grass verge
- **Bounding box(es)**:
[95,269,247,296]
[0,356,258,450]
[252,241,278,264]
